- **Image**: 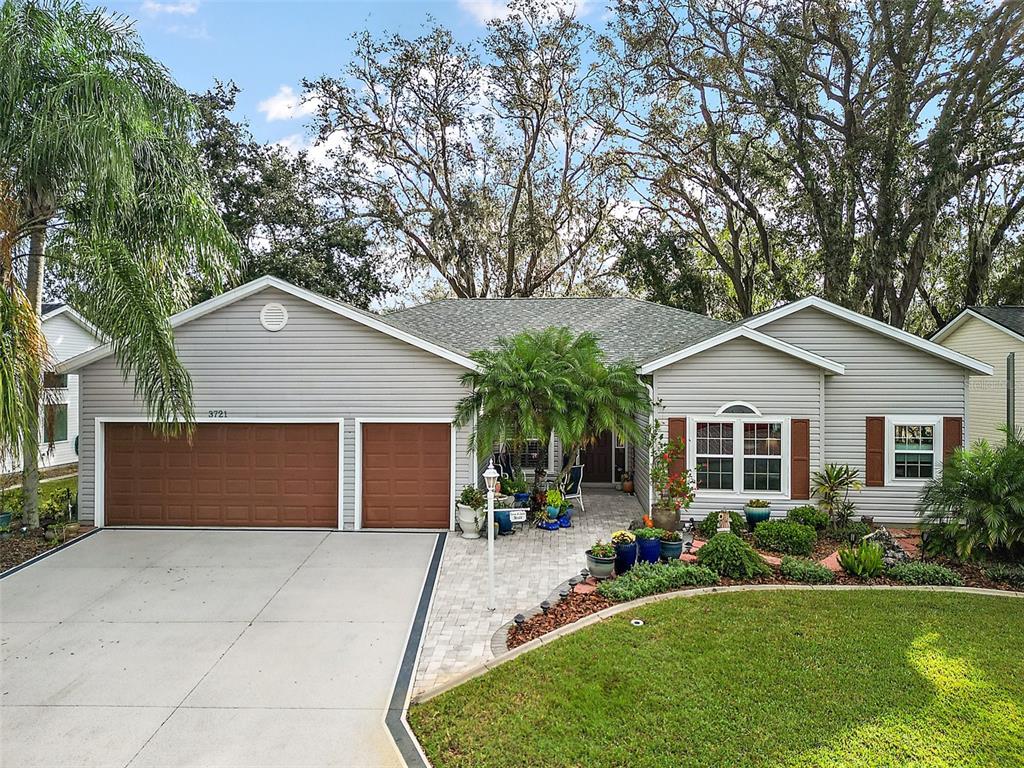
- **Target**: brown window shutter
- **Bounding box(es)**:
[865,417,885,487]
[942,417,963,464]
[667,417,687,478]
[790,419,810,499]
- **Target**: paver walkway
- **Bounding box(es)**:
[412,487,640,697]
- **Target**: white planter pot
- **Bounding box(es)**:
[456,504,481,539]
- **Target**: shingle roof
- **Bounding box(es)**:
[41,302,64,315]
[969,306,1024,338]
[384,297,731,364]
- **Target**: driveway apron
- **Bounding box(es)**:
[0,529,438,768]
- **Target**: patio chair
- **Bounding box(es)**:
[561,464,585,512]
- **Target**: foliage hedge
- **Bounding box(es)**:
[787,504,828,530]
[696,510,745,540]
[696,533,771,579]
[886,562,964,587]
[984,562,1024,588]
[597,561,719,602]
[780,556,835,584]
[754,520,817,556]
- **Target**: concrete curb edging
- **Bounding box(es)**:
[411,583,1023,705]
[0,526,100,579]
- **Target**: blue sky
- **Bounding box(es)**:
[101,1,604,146]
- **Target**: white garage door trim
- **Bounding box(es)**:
[354,417,457,532]
[94,416,345,529]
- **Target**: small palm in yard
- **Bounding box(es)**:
[0,0,238,526]
[455,327,648,484]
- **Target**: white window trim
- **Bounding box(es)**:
[715,401,762,416]
[687,415,791,501]
[885,415,943,485]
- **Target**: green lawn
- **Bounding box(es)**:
[410,591,1024,768]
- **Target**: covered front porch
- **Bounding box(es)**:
[413,487,643,697]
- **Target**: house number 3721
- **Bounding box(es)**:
[207,409,228,418]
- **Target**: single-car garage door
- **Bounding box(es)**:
[361,422,450,528]
[104,422,339,527]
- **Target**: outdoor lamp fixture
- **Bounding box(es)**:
[580,568,589,578]
[484,459,499,611]
[540,600,551,614]
[920,531,930,561]
[514,614,526,628]
[849,530,858,546]
[559,589,569,600]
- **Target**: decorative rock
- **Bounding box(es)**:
[820,551,843,573]
[863,526,912,568]
[573,582,597,595]
[681,553,699,564]
[760,553,782,567]
[690,539,706,551]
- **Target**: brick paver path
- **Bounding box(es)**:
[412,487,641,697]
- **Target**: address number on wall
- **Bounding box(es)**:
[207,410,228,418]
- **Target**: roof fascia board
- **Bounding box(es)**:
[932,308,1024,345]
[639,326,846,375]
[744,297,993,375]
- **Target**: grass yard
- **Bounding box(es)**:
[410,590,1024,768]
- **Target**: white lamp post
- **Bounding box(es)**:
[483,458,499,611]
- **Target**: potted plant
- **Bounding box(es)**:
[456,485,486,539]
[659,529,683,560]
[744,498,771,527]
[621,472,634,495]
[634,527,663,563]
[612,530,637,574]
[648,421,695,531]
[504,471,531,505]
[585,540,616,579]
[545,489,564,519]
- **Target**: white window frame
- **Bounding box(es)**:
[693,422,736,492]
[715,401,762,416]
[885,416,942,485]
[687,415,790,500]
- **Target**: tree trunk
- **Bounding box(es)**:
[20,226,46,529]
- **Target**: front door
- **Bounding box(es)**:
[580,430,614,483]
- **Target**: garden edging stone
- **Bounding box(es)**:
[411,583,1023,704]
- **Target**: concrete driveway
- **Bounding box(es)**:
[0,529,441,768]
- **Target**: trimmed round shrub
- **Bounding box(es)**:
[696,532,771,579]
[787,504,828,530]
[596,561,719,602]
[985,562,1024,588]
[830,521,871,542]
[886,562,964,587]
[753,520,817,556]
[780,556,835,584]
[696,510,745,540]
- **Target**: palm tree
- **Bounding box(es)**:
[455,327,649,487]
[0,0,238,526]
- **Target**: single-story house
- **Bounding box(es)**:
[932,306,1023,445]
[61,276,991,530]
[2,303,101,475]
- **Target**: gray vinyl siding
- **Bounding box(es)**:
[653,337,823,523]
[631,408,651,514]
[938,316,1023,446]
[758,307,967,523]
[76,287,473,529]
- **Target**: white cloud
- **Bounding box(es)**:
[273,130,349,167]
[142,0,199,15]
[258,85,321,123]
[457,0,591,25]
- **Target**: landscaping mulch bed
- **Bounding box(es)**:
[0,528,89,573]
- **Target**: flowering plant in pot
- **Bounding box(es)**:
[456,485,486,539]
[744,498,771,527]
[648,421,695,531]
[659,529,683,560]
[585,540,616,580]
[634,527,664,563]
[611,530,637,574]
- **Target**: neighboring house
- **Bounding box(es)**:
[61,276,990,531]
[932,306,1023,446]
[1,303,101,476]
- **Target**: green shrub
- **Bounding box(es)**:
[696,532,771,579]
[838,541,884,578]
[985,562,1024,588]
[830,521,871,542]
[458,485,485,509]
[633,527,663,540]
[787,504,828,530]
[588,540,615,559]
[780,556,835,584]
[753,520,817,556]
[886,562,964,586]
[696,510,745,540]
[919,437,1024,560]
[596,561,719,602]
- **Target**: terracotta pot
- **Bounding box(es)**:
[652,504,679,532]
[622,479,634,494]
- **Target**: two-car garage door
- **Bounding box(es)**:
[102,421,451,529]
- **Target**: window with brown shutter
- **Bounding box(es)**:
[865,417,885,486]
[790,419,810,499]
[942,417,963,463]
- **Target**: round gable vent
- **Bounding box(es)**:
[259,302,288,332]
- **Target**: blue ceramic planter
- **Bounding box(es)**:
[637,537,661,564]
[513,492,531,505]
[614,541,637,574]
[660,539,684,561]
[538,519,560,531]
[495,508,513,534]
[558,515,571,528]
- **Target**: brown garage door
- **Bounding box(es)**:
[361,423,450,528]
[104,422,338,527]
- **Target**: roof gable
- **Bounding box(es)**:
[60,276,478,374]
[744,297,992,375]
[932,307,1024,345]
